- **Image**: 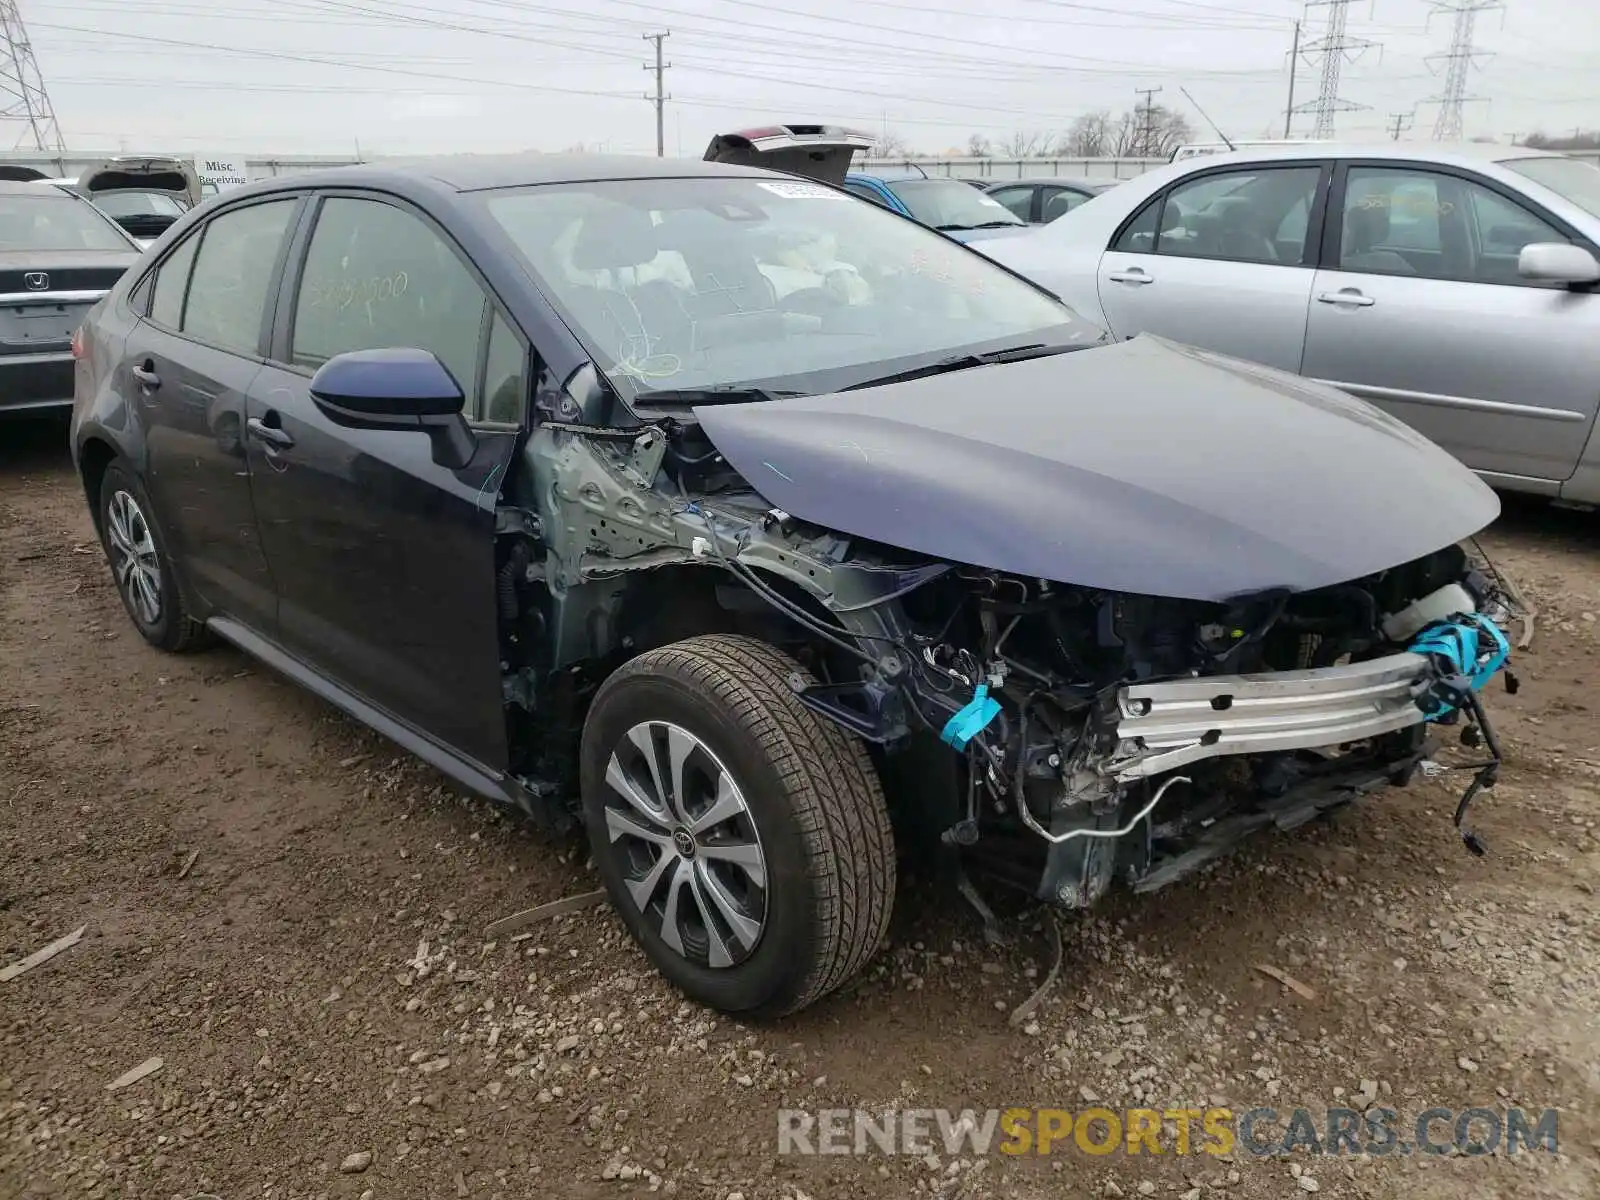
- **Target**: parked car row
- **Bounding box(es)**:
[66,136,1517,1018]
[0,156,202,246]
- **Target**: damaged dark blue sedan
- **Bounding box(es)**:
[70,154,1516,1017]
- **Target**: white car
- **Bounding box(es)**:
[976,141,1600,506]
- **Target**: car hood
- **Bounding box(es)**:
[692,336,1500,602]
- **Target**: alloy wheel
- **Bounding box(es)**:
[106,489,162,626]
[601,721,769,969]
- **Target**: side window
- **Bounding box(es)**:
[844,181,892,208]
[148,233,199,328]
[1338,167,1565,286]
[481,312,526,425]
[1111,195,1160,252]
[291,197,488,407]
[182,200,297,355]
[988,187,1033,221]
[1465,182,1566,284]
[1042,189,1089,222]
[1156,167,1321,265]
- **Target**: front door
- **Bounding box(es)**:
[1300,162,1600,485]
[1095,162,1327,373]
[124,196,302,629]
[243,192,526,769]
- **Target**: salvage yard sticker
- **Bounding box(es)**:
[757,180,849,200]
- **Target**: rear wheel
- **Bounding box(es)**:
[97,462,208,653]
[579,634,896,1017]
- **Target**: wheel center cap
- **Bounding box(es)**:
[671,826,696,859]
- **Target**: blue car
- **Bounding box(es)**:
[704,124,1031,243]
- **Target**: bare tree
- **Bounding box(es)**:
[1110,104,1192,157]
[1524,130,1598,150]
[966,132,991,157]
[1004,130,1054,158]
[867,130,912,158]
[1062,110,1113,157]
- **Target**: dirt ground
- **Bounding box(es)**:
[2,415,1597,1200]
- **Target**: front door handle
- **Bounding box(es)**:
[1316,289,1375,307]
[247,416,294,449]
[131,361,160,389]
[1107,267,1154,284]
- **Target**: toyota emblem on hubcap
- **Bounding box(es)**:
[671,827,696,858]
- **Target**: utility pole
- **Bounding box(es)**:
[1291,0,1378,140]
[1387,111,1414,140]
[1134,86,1162,157]
[1284,20,1300,138]
[1426,2,1501,141]
[0,0,64,153]
[642,31,670,157]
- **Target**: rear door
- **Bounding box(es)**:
[1300,161,1600,484]
[120,195,302,630]
[244,190,523,769]
[1095,161,1329,373]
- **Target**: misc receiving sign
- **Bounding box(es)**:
[193,156,249,196]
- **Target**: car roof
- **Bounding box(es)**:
[0,179,78,196]
[239,153,776,195]
[984,176,1108,189]
[1169,140,1568,169]
[855,172,967,185]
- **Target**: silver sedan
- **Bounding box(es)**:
[977,142,1600,506]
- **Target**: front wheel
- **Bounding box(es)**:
[579,635,896,1017]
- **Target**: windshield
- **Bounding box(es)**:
[1502,156,1600,221]
[93,191,187,218]
[885,178,1026,230]
[479,175,1098,401]
[0,194,131,251]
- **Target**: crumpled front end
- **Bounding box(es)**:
[922,558,1519,911]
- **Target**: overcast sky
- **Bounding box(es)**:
[15,0,1599,158]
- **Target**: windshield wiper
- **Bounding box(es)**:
[969,220,1023,229]
[841,342,1081,390]
[631,384,805,407]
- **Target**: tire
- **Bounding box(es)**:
[579,634,896,1017]
[97,461,209,653]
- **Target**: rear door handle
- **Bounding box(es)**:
[1107,267,1154,284]
[1316,289,1375,307]
[247,416,294,449]
[131,362,160,389]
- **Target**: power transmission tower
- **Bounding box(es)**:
[1387,111,1414,140]
[0,0,64,152]
[1425,1,1500,141]
[1133,86,1162,157]
[1291,0,1378,140]
[642,32,671,158]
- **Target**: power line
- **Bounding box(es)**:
[0,0,63,151]
[1291,0,1379,139]
[1425,1,1501,141]
[642,31,669,158]
[1387,110,1414,139]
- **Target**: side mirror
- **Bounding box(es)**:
[309,348,475,469]
[1517,242,1600,285]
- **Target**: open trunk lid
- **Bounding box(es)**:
[78,156,202,207]
[703,124,873,187]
